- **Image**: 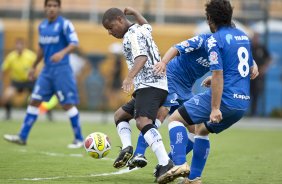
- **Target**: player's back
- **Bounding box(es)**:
[207,27,253,110]
[166,34,210,100]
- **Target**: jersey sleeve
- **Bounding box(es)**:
[2,54,12,71]
[128,31,147,60]
[63,20,79,45]
[205,35,223,71]
[141,24,152,33]
[174,34,206,55]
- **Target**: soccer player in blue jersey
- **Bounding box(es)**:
[129,33,258,172]
[157,0,256,183]
[127,34,211,170]
[3,0,84,149]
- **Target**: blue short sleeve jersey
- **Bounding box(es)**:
[38,16,79,67]
[206,27,253,110]
[166,34,211,101]
[31,16,79,104]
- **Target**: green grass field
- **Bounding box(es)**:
[1,119,282,184]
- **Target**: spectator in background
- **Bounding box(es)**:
[1,38,36,120]
[250,32,271,116]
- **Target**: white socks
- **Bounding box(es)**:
[117,121,132,149]
[144,128,170,166]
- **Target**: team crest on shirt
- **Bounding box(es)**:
[209,51,218,65]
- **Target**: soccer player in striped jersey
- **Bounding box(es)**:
[103,7,173,179]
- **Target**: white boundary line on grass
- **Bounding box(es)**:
[16,168,138,181]
[18,149,115,161]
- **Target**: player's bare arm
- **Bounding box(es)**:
[210,70,223,123]
[29,47,43,80]
[122,55,148,93]
[51,44,77,62]
[250,60,259,80]
[124,7,148,25]
[154,47,179,75]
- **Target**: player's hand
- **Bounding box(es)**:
[153,62,166,75]
[250,62,259,80]
[210,109,222,123]
[28,68,36,81]
[51,51,64,62]
[124,7,136,15]
[122,76,134,94]
[201,76,212,87]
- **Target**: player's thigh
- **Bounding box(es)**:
[179,93,211,125]
[134,87,167,121]
[114,99,135,123]
[54,67,79,105]
[205,108,246,134]
[31,73,53,102]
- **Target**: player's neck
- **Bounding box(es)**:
[48,15,59,23]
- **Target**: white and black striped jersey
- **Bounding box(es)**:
[122,24,168,91]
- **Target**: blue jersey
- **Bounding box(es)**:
[38,16,79,67]
[166,34,211,101]
[206,26,253,110]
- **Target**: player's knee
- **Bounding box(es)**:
[195,123,210,136]
[29,99,42,107]
[136,116,152,131]
[114,108,131,126]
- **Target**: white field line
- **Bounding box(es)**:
[11,149,136,181]
[18,149,115,161]
[15,168,138,181]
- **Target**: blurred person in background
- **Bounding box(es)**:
[1,38,36,120]
[250,32,271,116]
[3,0,84,149]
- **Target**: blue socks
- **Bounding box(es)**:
[189,136,210,180]
[19,106,39,141]
[168,121,188,165]
[168,133,195,160]
[134,132,148,155]
[67,107,83,141]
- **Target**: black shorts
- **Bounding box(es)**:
[122,87,168,121]
[11,80,35,93]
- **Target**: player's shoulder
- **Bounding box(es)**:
[24,49,36,57]
[5,51,17,60]
[38,19,48,29]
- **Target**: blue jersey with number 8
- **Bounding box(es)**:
[205,26,253,110]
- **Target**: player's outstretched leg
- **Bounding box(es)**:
[113,121,133,168]
[127,119,162,170]
[157,121,190,184]
[3,105,39,145]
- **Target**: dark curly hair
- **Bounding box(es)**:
[44,0,61,7]
[102,8,126,24]
[205,0,233,27]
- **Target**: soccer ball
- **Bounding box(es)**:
[84,132,111,159]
